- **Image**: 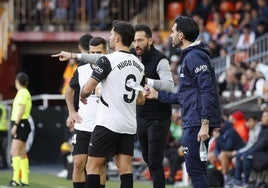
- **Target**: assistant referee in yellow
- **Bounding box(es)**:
[9,72,32,187]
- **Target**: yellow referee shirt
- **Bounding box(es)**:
[11,88,32,121]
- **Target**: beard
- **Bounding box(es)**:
[172,39,183,48]
[135,44,150,56]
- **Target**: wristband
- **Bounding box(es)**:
[13,123,18,126]
[201,119,209,125]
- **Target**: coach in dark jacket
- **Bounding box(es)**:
[145,16,221,188]
[156,42,221,129]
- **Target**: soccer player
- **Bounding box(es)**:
[66,37,108,188]
[80,20,145,188]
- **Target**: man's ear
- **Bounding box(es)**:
[179,32,184,40]
[115,34,120,43]
[78,45,82,51]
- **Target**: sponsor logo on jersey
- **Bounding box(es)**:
[93,65,103,74]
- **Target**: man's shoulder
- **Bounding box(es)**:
[150,46,166,57]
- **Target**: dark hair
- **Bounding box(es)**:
[243,23,251,30]
[112,20,135,47]
[246,114,259,121]
[89,37,107,49]
[16,72,29,86]
[134,24,152,38]
[174,16,199,42]
[79,34,93,51]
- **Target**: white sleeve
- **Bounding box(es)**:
[147,58,174,92]
[77,53,103,64]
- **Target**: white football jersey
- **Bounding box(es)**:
[91,51,144,134]
[74,64,101,132]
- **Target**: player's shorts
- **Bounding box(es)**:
[71,129,92,156]
[88,125,134,158]
[12,119,31,142]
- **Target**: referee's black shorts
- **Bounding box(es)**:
[12,119,31,142]
[88,125,134,158]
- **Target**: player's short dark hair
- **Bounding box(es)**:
[174,16,199,42]
[89,37,107,49]
[112,20,135,47]
[16,72,29,86]
[134,24,152,38]
[79,34,93,51]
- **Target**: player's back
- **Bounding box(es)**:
[96,51,144,134]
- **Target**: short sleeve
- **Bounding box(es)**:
[91,56,112,82]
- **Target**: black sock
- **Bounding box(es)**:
[120,173,133,188]
[73,182,86,188]
[99,185,105,188]
[86,174,100,188]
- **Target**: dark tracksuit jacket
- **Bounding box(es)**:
[157,42,222,187]
[157,42,221,129]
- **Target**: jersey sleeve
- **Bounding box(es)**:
[18,90,29,105]
[91,56,112,82]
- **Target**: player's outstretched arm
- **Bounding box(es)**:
[52,51,102,65]
[51,51,74,61]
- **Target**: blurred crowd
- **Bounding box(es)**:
[159,0,268,109]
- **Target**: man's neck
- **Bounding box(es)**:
[115,45,130,52]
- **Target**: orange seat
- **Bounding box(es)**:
[214,160,234,171]
[167,2,184,20]
[205,21,219,35]
[235,1,243,12]
[184,0,197,14]
[220,1,234,13]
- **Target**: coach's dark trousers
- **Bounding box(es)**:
[137,117,170,188]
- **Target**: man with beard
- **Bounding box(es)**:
[145,16,221,188]
[132,24,174,188]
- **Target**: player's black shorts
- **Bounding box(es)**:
[88,125,134,158]
[12,119,31,142]
[71,129,92,156]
